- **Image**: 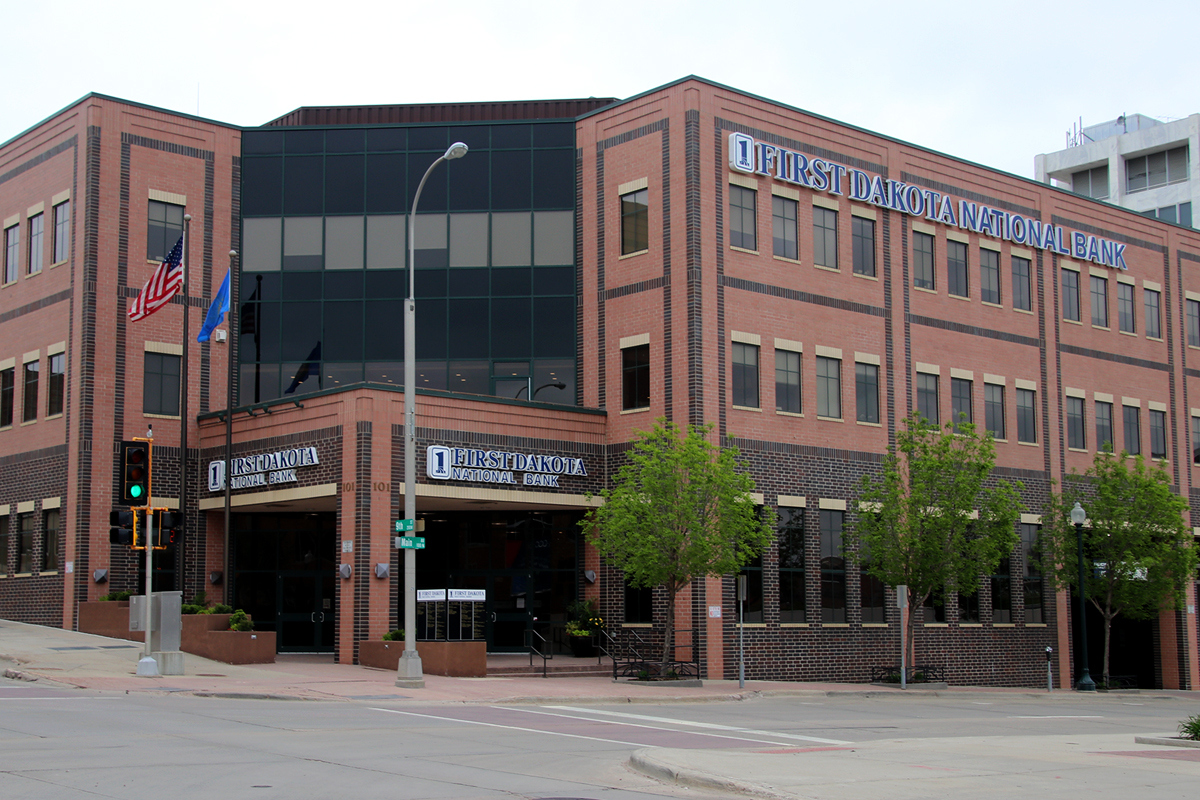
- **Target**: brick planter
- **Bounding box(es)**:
[77,602,139,643]
[189,630,277,665]
[358,640,486,677]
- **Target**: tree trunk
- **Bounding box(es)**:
[662,583,676,676]
[1102,612,1112,689]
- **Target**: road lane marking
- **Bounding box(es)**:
[1008,715,1104,719]
[496,706,812,747]
[540,705,852,745]
[368,707,651,747]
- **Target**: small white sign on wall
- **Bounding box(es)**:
[708,606,722,618]
[342,540,353,553]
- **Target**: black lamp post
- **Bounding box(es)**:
[1071,501,1096,691]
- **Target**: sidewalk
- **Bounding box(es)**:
[1,618,1085,705]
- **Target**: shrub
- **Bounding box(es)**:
[99,591,133,602]
[181,604,203,615]
[1180,714,1200,741]
[206,603,232,615]
[382,629,405,641]
[228,610,254,632]
[191,591,208,607]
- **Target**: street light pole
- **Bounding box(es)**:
[396,142,468,689]
[1071,501,1096,691]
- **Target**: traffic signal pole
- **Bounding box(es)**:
[136,434,159,678]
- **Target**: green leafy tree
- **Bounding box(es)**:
[1042,451,1196,687]
[581,419,773,673]
[847,413,1023,666]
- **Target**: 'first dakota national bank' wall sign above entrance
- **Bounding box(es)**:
[427,445,587,488]
[208,447,320,492]
[729,132,1129,270]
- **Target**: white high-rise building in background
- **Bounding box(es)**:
[1036,113,1198,228]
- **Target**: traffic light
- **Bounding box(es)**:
[156,511,183,547]
[108,509,136,547]
[119,440,150,505]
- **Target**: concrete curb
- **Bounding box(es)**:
[1133,735,1200,748]
[628,748,793,800]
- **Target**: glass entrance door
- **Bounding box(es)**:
[232,512,336,653]
[277,572,336,652]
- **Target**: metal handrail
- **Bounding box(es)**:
[524,628,551,678]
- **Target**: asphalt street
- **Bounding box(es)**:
[3,677,1199,800]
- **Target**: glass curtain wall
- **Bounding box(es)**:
[239,122,577,406]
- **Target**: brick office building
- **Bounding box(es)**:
[3,78,1198,688]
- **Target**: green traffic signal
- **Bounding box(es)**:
[119,441,151,505]
[130,484,143,499]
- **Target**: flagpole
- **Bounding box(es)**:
[225,250,237,605]
[180,216,191,598]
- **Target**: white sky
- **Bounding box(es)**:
[3,0,1195,179]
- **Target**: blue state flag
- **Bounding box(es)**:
[197,270,231,342]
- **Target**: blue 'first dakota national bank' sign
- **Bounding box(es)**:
[729,132,1129,270]
[427,445,587,488]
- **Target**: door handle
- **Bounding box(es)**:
[311,612,317,623]
[490,612,497,623]
[318,612,325,623]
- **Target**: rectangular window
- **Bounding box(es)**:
[27,213,43,275]
[1193,416,1200,465]
[775,349,801,414]
[984,383,1005,439]
[624,582,653,624]
[3,224,18,284]
[924,591,946,623]
[1072,164,1109,199]
[1189,299,1200,347]
[816,355,841,419]
[0,367,12,427]
[1145,289,1161,339]
[913,230,935,290]
[732,342,759,409]
[620,189,649,255]
[1021,524,1044,624]
[778,508,806,622]
[1123,405,1141,455]
[42,509,59,573]
[958,589,980,624]
[917,372,939,425]
[0,515,7,576]
[859,531,886,624]
[819,509,846,623]
[1017,388,1037,444]
[1126,145,1189,192]
[772,195,798,260]
[1096,400,1114,452]
[622,344,649,411]
[1090,275,1108,327]
[52,200,70,263]
[147,200,185,262]
[1116,282,1135,334]
[1066,396,1086,449]
[947,240,968,298]
[143,352,181,416]
[851,216,875,277]
[980,248,1000,304]
[813,206,838,269]
[856,362,879,424]
[1062,269,1080,322]
[17,513,34,574]
[739,553,763,623]
[1150,409,1166,459]
[47,353,64,417]
[991,557,1012,624]
[729,185,757,251]
[1012,256,1031,311]
[22,360,38,423]
[951,377,972,431]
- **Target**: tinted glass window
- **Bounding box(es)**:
[283,156,324,215]
[491,150,531,210]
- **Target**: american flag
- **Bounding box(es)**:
[128,236,184,321]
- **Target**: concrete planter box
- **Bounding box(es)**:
[77,601,140,643]
[358,640,486,677]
